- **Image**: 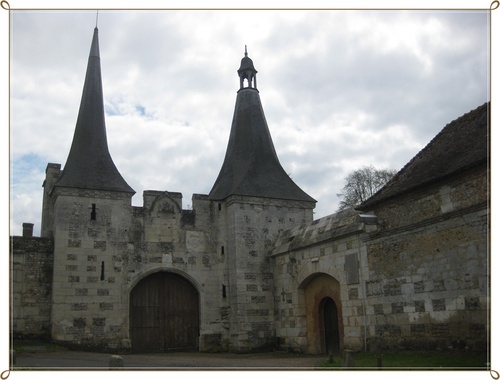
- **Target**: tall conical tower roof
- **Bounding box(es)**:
[55,27,134,194]
[208,49,315,203]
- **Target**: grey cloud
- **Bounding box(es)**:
[9,9,489,234]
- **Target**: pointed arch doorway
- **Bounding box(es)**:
[129,271,199,352]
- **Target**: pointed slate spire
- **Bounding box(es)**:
[208,50,315,203]
[55,28,134,194]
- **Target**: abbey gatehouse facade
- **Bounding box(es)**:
[11,27,489,354]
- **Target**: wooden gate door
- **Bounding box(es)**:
[130,272,199,352]
[321,297,340,355]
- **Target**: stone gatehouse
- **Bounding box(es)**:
[10,27,489,354]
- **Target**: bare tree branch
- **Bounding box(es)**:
[337,165,397,211]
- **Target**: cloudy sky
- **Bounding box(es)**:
[8,3,491,237]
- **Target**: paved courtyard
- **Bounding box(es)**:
[13,350,328,370]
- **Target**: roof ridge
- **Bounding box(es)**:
[358,102,489,209]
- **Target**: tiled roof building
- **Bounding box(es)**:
[360,102,489,209]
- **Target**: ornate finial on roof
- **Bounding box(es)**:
[95,10,99,29]
[238,47,258,90]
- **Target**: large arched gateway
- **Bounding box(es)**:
[129,272,200,352]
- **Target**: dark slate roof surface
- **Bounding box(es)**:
[238,56,257,72]
[55,28,134,194]
[208,88,315,203]
[358,102,489,209]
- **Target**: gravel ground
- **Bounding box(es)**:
[13,350,329,370]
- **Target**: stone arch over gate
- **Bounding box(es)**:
[129,270,200,353]
[299,273,344,354]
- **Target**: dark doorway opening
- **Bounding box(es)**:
[130,272,199,353]
[320,297,340,355]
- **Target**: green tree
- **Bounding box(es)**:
[336,165,397,211]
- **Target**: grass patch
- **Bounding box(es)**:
[12,339,69,353]
[321,351,488,370]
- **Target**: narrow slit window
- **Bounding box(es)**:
[221,246,225,256]
[100,261,105,281]
[222,285,227,298]
[91,204,97,221]
[218,203,222,211]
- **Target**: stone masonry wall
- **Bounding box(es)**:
[190,194,230,351]
[363,169,489,352]
[50,189,135,350]
[127,192,227,352]
[272,165,488,354]
[363,208,488,352]
[221,195,314,352]
[372,167,487,232]
[11,236,54,339]
[272,209,369,353]
[48,188,229,352]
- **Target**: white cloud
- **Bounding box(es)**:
[9,8,489,236]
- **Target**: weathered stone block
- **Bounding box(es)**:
[68,239,81,248]
[245,273,257,280]
[262,273,274,280]
[97,288,110,296]
[375,324,401,336]
[251,296,266,303]
[93,317,106,327]
[75,288,88,296]
[87,228,99,238]
[414,281,425,293]
[414,300,425,312]
[465,297,480,310]
[410,324,425,336]
[109,355,124,368]
[391,302,404,314]
[431,323,449,336]
[432,299,446,311]
[384,279,405,296]
[71,303,87,311]
[373,304,384,315]
[433,279,446,291]
[366,280,383,296]
[94,241,106,251]
[73,318,86,328]
[247,309,269,316]
[348,287,359,300]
